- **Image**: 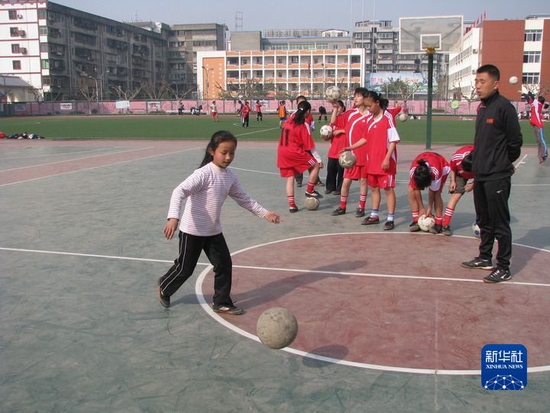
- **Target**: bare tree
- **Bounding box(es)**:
[77,78,97,114]
[111,84,143,101]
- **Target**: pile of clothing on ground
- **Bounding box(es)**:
[0,131,45,139]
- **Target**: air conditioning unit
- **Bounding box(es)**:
[18,14,23,19]
[18,30,26,37]
[20,47,27,54]
[472,70,477,75]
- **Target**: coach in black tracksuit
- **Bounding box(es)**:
[462,64,523,283]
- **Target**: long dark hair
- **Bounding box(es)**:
[291,101,311,125]
[365,90,389,110]
[199,130,238,167]
[413,159,432,190]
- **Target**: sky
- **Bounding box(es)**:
[53,0,549,32]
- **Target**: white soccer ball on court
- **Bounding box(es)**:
[319,124,333,139]
[398,112,408,122]
[325,86,342,102]
[418,215,435,232]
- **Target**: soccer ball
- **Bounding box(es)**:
[304,197,320,211]
[417,215,435,232]
[325,86,342,102]
[338,150,357,169]
[397,112,408,122]
[509,76,518,85]
[319,124,333,139]
[472,222,481,238]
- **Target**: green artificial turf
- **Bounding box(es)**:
[0,114,536,146]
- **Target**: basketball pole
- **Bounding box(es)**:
[426,47,436,150]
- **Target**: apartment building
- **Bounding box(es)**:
[0,0,226,101]
[449,16,550,101]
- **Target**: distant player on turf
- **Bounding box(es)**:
[527,93,548,163]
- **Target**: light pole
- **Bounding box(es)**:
[202,66,213,100]
[89,76,99,114]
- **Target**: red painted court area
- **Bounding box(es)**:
[202,233,550,373]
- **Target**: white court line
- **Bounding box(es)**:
[195,234,550,375]
[3,234,550,374]
[0,146,154,173]
[0,146,202,187]
[1,241,549,289]
[236,127,280,137]
[0,146,122,161]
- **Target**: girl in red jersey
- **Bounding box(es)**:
[331,87,370,218]
[347,91,400,230]
[277,100,323,212]
[324,100,347,195]
[441,145,475,235]
[407,152,451,233]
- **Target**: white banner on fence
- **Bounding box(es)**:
[60,103,73,111]
[115,100,130,110]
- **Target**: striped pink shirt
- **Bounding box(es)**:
[167,162,268,236]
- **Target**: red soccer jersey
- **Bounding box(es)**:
[277,120,315,168]
[409,152,450,191]
[450,145,474,180]
[365,111,400,175]
[327,111,348,159]
[387,106,402,122]
[241,104,251,116]
[342,108,370,166]
[529,98,544,128]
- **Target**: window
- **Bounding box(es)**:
[291,70,298,77]
[522,73,539,84]
[11,44,20,53]
[8,10,18,20]
[41,59,50,69]
[10,27,20,37]
[37,9,47,19]
[523,51,541,63]
[525,30,542,42]
[291,56,299,63]
[13,60,22,70]
[255,57,262,64]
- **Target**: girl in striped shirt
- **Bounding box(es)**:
[157,131,280,314]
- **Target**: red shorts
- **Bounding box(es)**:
[278,149,317,178]
[343,164,367,180]
[368,173,396,189]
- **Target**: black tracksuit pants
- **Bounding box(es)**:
[158,232,233,306]
[473,177,512,270]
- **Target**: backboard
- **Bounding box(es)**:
[399,16,463,54]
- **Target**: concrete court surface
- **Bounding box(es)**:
[1,136,550,413]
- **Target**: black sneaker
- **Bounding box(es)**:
[461,257,493,270]
[305,190,323,198]
[333,191,341,195]
[409,221,420,232]
[212,304,245,315]
[428,224,442,234]
[441,225,452,236]
[483,268,512,283]
[361,216,380,225]
[383,220,395,231]
[325,189,333,195]
[157,282,170,308]
[331,207,346,216]
[289,206,298,213]
[355,208,365,218]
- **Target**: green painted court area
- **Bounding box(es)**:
[0,114,537,145]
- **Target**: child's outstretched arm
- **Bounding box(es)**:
[264,211,281,224]
[164,218,179,240]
